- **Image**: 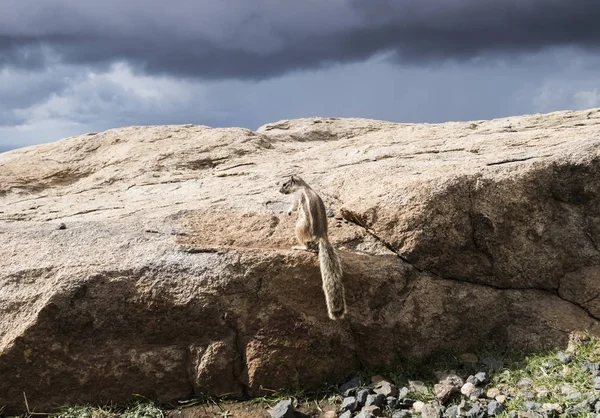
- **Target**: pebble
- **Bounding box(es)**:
[365,394,385,407]
[524,401,540,411]
[362,405,381,416]
[339,397,358,413]
[557,352,572,364]
[596,400,600,413]
[488,400,504,416]
[595,376,600,390]
[495,394,507,404]
[340,377,361,396]
[356,388,370,406]
[421,403,443,418]
[338,412,352,418]
[461,382,476,397]
[566,392,582,401]
[397,386,409,399]
[355,410,376,418]
[320,412,336,418]
[443,405,459,418]
[269,399,295,418]
[469,388,485,400]
[541,403,562,415]
[413,401,425,414]
[57,222,67,230]
[386,396,399,409]
[467,372,488,386]
[575,399,592,411]
[582,361,600,375]
[373,380,398,397]
[486,387,500,398]
[517,378,533,388]
[434,382,458,404]
[391,411,411,418]
[465,404,486,418]
[409,380,429,395]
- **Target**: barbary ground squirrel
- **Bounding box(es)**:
[279,175,346,320]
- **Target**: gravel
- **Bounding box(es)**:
[331,341,600,418]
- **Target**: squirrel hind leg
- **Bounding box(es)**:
[294,218,313,248]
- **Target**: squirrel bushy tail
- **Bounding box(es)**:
[318,236,346,320]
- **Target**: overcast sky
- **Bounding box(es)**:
[2,0,600,152]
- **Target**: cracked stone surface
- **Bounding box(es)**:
[1,109,600,411]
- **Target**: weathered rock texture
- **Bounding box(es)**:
[1,109,600,411]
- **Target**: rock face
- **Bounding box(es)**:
[1,109,600,411]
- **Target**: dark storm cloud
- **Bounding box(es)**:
[2,0,600,79]
[1,0,600,79]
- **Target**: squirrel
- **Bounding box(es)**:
[279,175,346,320]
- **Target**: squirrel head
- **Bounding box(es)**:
[279,175,305,194]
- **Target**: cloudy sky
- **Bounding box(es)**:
[1,0,600,152]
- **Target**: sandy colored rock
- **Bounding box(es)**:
[1,109,600,411]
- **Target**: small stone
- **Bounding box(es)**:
[465,404,486,418]
[524,401,540,411]
[398,398,417,409]
[488,400,504,416]
[409,380,429,395]
[365,394,385,407]
[373,380,398,397]
[326,208,335,218]
[421,403,443,418]
[413,401,425,414]
[362,405,381,416]
[391,411,411,418]
[517,378,533,388]
[460,353,479,364]
[434,382,458,404]
[269,399,295,418]
[542,361,555,369]
[575,399,591,411]
[594,376,600,390]
[524,392,535,400]
[473,372,489,386]
[566,392,581,401]
[443,405,459,418]
[357,389,370,406]
[557,352,572,364]
[398,387,410,399]
[517,412,543,418]
[486,388,500,398]
[495,395,507,404]
[560,384,576,395]
[596,400,600,413]
[481,357,504,370]
[583,361,600,375]
[355,410,375,418]
[320,411,336,418]
[535,387,549,398]
[338,412,352,418]
[461,382,476,397]
[387,396,399,409]
[470,388,485,400]
[340,376,362,395]
[542,403,562,415]
[339,397,358,413]
[57,222,67,230]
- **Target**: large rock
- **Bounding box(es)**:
[1,109,600,411]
